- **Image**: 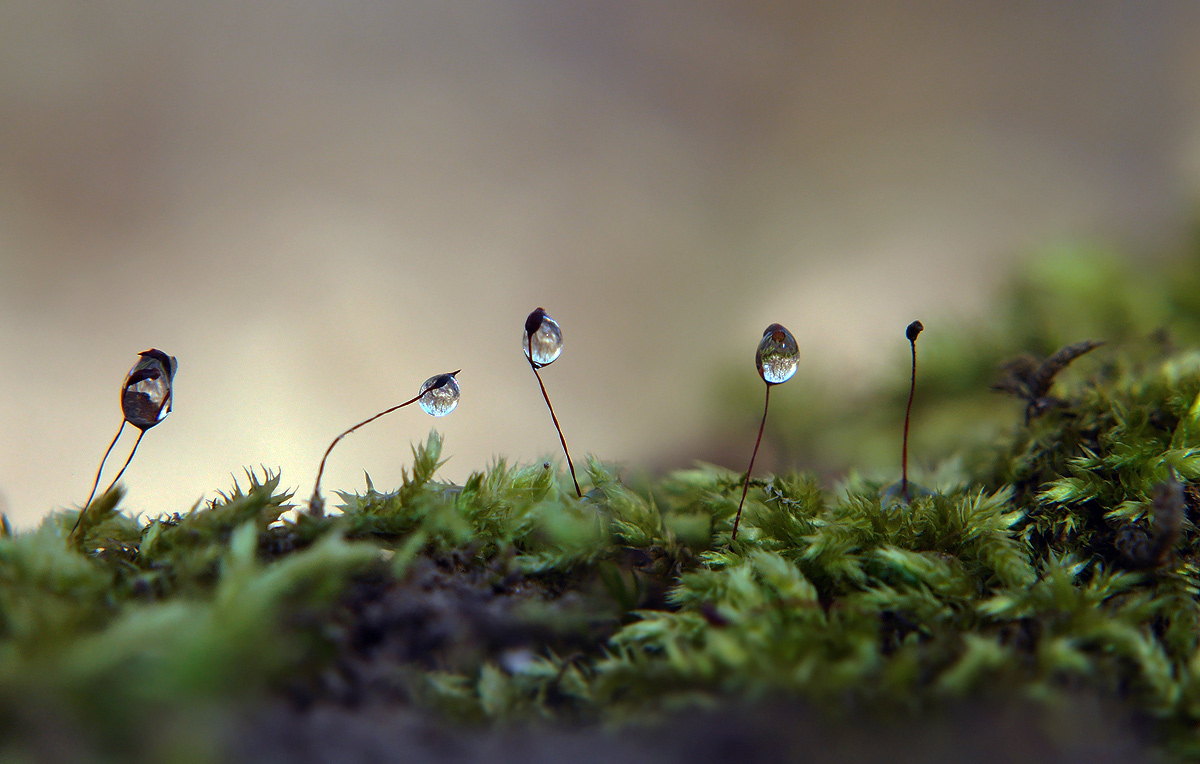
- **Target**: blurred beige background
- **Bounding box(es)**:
[3,2,1200,525]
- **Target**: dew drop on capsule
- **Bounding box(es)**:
[755,323,799,385]
[523,307,563,368]
[418,372,460,416]
[121,349,177,430]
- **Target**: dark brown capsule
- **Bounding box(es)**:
[121,349,177,430]
[525,307,547,337]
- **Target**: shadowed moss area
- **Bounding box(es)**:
[8,247,1200,762]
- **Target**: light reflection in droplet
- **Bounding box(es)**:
[523,309,563,368]
[121,349,177,430]
[419,372,460,416]
[755,323,799,385]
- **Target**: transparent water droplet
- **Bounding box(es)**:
[755,323,798,384]
[419,372,460,416]
[121,349,177,430]
[523,308,563,368]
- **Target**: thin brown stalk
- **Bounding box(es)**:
[901,341,917,501]
[528,336,582,498]
[102,429,145,497]
[732,383,771,542]
[72,420,126,537]
[309,390,426,513]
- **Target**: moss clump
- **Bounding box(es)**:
[6,247,1200,761]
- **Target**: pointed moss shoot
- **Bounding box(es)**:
[883,321,933,506]
[73,349,178,537]
[732,323,799,542]
[524,307,581,498]
[309,371,460,516]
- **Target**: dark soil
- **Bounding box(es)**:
[233,695,1159,764]
[283,550,624,711]
[230,553,1164,764]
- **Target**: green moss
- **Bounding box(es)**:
[9,246,1200,760]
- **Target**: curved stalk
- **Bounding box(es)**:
[528,334,581,498]
[309,390,425,514]
[72,420,126,537]
[732,384,771,541]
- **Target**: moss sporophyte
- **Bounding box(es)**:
[73,349,177,538]
[32,251,1200,761]
[308,371,460,516]
[882,321,934,507]
[524,307,582,498]
[732,323,799,541]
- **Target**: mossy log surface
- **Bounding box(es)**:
[8,250,1200,762]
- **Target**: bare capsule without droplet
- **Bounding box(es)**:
[419,371,461,416]
[523,308,563,368]
[755,324,799,385]
[122,349,177,430]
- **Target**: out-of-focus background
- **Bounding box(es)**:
[2,2,1200,525]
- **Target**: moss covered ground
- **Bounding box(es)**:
[8,244,1200,762]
